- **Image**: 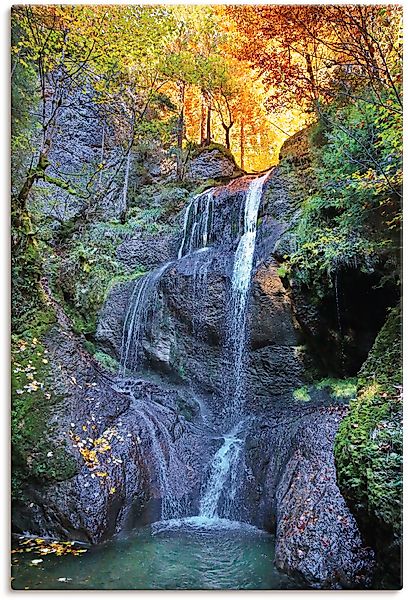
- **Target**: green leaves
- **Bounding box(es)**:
[285,86,401,290]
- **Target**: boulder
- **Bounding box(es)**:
[242,404,375,589]
[186,146,239,181]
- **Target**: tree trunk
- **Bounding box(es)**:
[206,106,212,145]
[240,120,245,171]
[13,150,50,251]
[200,96,206,145]
[305,51,319,114]
[121,149,131,223]
[176,84,185,180]
[222,122,233,150]
[98,124,105,187]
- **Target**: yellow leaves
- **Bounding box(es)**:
[69,423,119,485]
[97,441,111,453]
[42,359,49,364]
[15,339,28,353]
[25,381,40,393]
[109,486,116,494]
[13,537,88,559]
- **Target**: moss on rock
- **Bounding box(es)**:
[292,377,357,404]
[334,304,402,588]
[11,308,77,499]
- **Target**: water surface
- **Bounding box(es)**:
[12,520,301,590]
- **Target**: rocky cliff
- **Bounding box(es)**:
[12,123,397,589]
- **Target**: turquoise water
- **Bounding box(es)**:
[12,519,301,590]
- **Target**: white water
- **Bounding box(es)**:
[120,262,171,375]
[150,515,265,535]
[199,433,243,519]
[192,248,212,336]
[133,399,187,520]
[228,172,270,414]
[178,189,214,258]
[118,173,269,528]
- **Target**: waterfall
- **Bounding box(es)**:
[227,172,270,415]
[133,398,187,520]
[120,262,171,375]
[178,189,214,258]
[117,171,270,528]
[199,426,244,520]
[199,172,268,521]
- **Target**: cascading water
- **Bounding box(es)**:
[132,395,188,520]
[227,172,270,416]
[191,173,268,524]
[120,261,171,375]
[118,171,269,528]
[178,189,214,258]
[199,423,245,520]
[192,249,212,336]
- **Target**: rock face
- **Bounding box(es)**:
[96,181,307,401]
[241,402,374,588]
[32,87,181,225]
[13,131,383,590]
[186,146,241,181]
[13,324,210,543]
[116,231,178,272]
[272,408,374,588]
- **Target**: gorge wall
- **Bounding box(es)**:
[12,123,399,589]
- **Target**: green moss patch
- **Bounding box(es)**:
[293,377,357,403]
[11,313,77,499]
[293,386,311,402]
[334,305,402,585]
[93,350,119,374]
[315,377,357,399]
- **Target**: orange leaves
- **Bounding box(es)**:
[13,537,88,558]
[68,424,119,490]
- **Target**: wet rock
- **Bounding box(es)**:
[273,409,375,589]
[248,345,306,397]
[95,280,134,358]
[12,325,210,543]
[250,260,300,348]
[96,175,307,400]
